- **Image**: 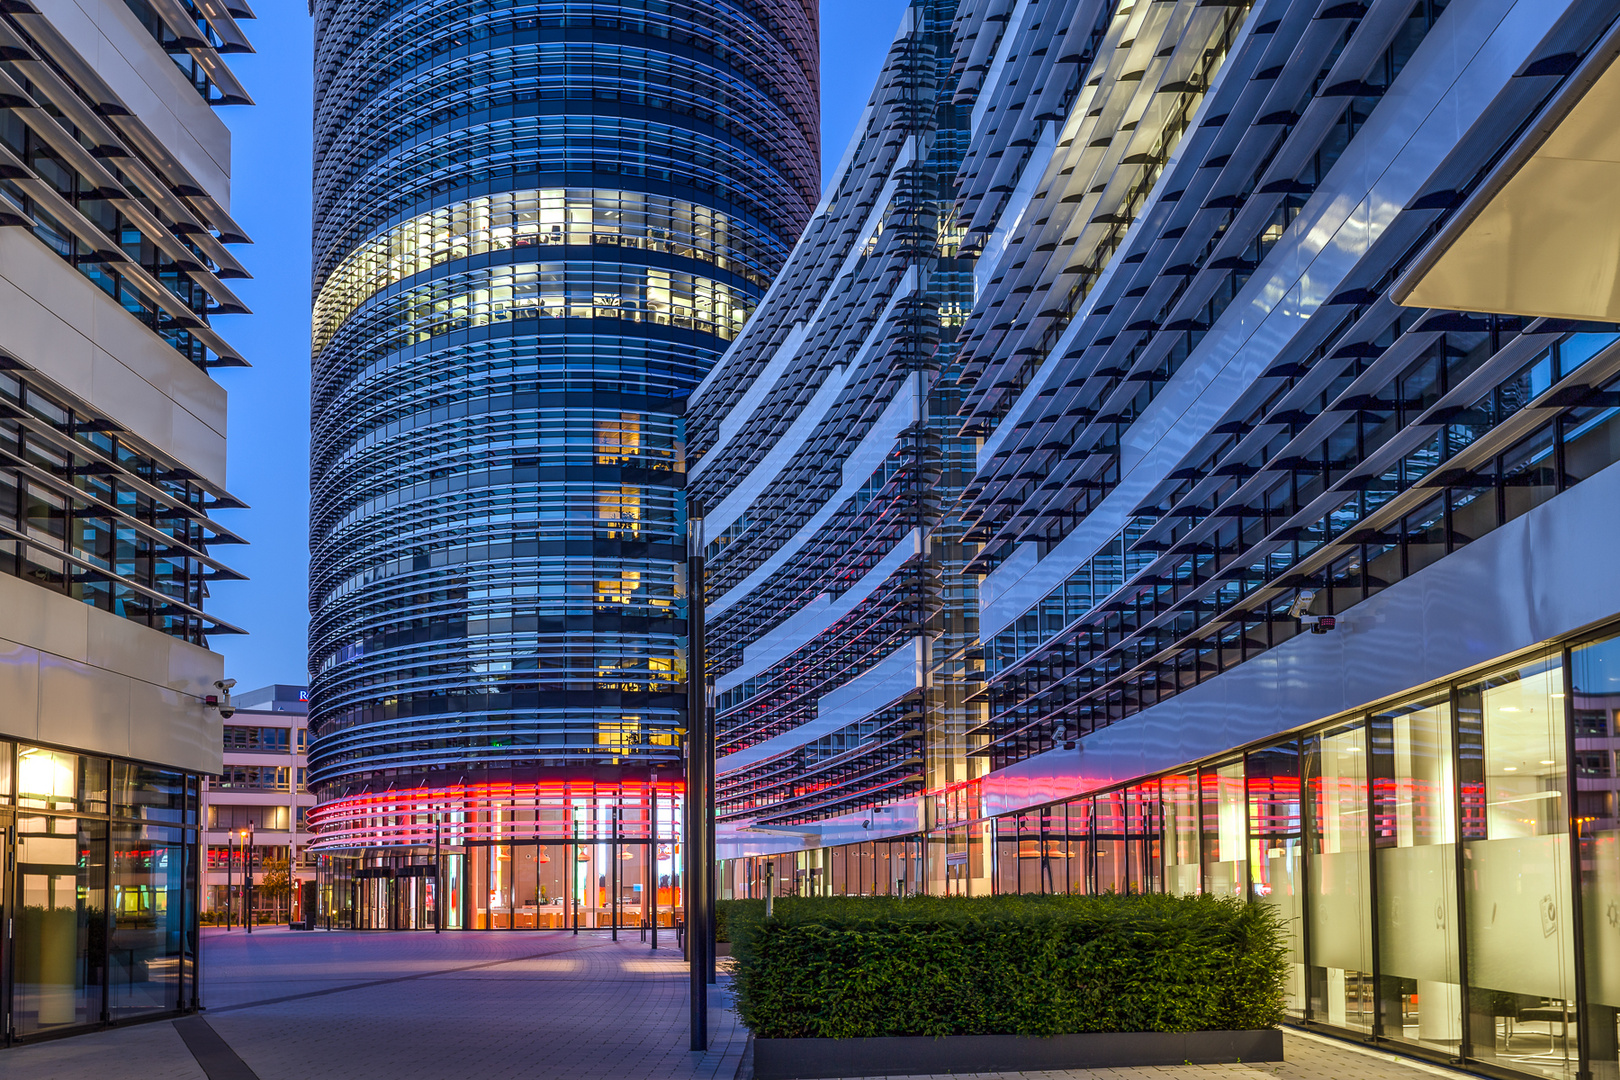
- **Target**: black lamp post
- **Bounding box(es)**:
[245,824,255,933]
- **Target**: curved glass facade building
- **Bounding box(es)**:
[305,0,819,898]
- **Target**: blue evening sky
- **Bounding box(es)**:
[210,0,908,692]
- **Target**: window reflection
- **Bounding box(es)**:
[1162,771,1199,895]
[1249,743,1304,1017]
[1571,634,1620,1080]
[15,816,105,1035]
[1202,760,1246,898]
[1459,656,1576,1080]
[1372,693,1460,1052]
[1307,722,1374,1032]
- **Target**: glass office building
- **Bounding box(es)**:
[701,0,1620,1077]
[687,0,976,892]
[304,0,820,925]
[0,0,252,1041]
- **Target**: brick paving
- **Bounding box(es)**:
[0,929,1474,1080]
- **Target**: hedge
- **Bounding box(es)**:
[729,893,1287,1038]
[715,898,762,944]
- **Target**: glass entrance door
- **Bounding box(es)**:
[468,841,650,929]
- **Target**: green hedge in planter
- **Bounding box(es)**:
[731,893,1287,1038]
[715,898,763,944]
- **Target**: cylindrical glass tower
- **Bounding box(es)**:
[305,0,818,892]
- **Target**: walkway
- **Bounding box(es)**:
[0,929,1478,1080]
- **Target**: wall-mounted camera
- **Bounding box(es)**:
[206,678,237,720]
[1286,590,1336,634]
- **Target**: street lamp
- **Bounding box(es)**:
[226,830,236,931]
[242,826,255,933]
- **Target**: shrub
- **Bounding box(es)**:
[731,893,1287,1038]
[715,898,764,944]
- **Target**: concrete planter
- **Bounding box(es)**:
[751,1028,1283,1079]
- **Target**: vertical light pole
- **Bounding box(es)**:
[244,825,255,933]
[651,782,659,952]
[685,501,710,1050]
[611,804,620,943]
[434,810,443,934]
[226,831,235,931]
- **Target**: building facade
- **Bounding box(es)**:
[0,0,251,1040]
[201,684,315,924]
[702,2,1620,1079]
[304,0,820,929]
[688,0,973,897]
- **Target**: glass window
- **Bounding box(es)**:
[1202,760,1247,898]
[1458,655,1575,1079]
[1571,633,1620,1080]
[1037,804,1067,895]
[109,824,185,1019]
[1095,791,1127,894]
[1249,742,1304,1017]
[1162,772,1200,895]
[1371,692,1461,1053]
[1306,721,1374,1032]
[996,816,1018,895]
[1126,780,1161,894]
[112,762,184,823]
[17,748,80,811]
[15,815,106,1034]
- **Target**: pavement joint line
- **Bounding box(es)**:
[173,1015,261,1080]
[203,936,616,1014]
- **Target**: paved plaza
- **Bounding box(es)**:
[0,929,1475,1080]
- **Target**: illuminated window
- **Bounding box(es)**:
[314,188,770,349]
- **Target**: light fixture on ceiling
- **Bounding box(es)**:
[1503,766,1518,772]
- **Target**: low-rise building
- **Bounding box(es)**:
[201,684,315,924]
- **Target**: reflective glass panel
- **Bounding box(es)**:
[1249,742,1304,1017]
[15,815,105,1034]
[1459,656,1575,1080]
[1371,692,1461,1052]
[1203,760,1247,898]
[1126,780,1161,894]
[1306,722,1374,1032]
[1095,791,1127,894]
[1571,633,1620,1080]
[109,823,184,1019]
[996,816,1019,895]
[1162,772,1200,895]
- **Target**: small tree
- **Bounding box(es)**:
[259,858,292,920]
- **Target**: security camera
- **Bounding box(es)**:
[207,679,236,719]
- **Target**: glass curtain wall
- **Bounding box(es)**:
[8,744,200,1039]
